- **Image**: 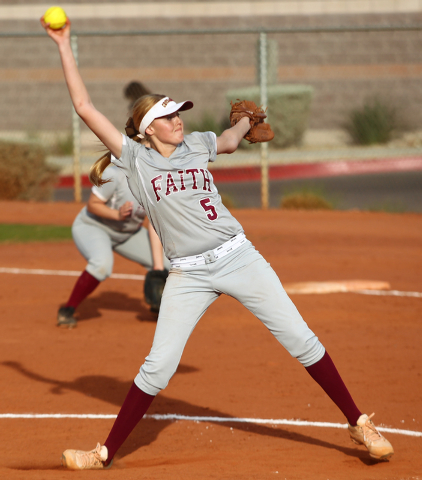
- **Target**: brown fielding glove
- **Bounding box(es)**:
[230,99,274,144]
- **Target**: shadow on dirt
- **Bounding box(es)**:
[59,290,159,323]
[2,361,375,465]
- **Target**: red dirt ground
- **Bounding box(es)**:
[0,201,421,480]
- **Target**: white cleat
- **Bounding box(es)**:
[348,413,394,461]
[61,443,112,470]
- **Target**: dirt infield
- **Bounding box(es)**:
[0,201,421,480]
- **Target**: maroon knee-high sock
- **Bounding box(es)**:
[104,382,154,463]
[65,270,100,309]
[305,351,362,426]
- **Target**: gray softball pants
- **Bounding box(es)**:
[72,215,170,281]
[135,240,325,396]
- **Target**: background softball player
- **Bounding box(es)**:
[41,15,394,470]
[57,162,170,328]
[124,80,151,111]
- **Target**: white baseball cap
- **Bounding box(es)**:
[138,96,193,138]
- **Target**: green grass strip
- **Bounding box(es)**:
[0,224,72,243]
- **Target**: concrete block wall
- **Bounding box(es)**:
[0,1,421,150]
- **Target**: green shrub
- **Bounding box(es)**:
[280,192,333,210]
[343,97,398,145]
[219,193,237,209]
[187,111,230,136]
[0,141,60,201]
[51,132,73,156]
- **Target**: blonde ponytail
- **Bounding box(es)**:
[89,152,112,186]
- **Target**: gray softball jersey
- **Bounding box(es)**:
[112,132,243,259]
[81,164,147,234]
[110,133,324,396]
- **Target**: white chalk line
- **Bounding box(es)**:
[0,267,145,281]
[354,289,422,298]
[1,267,421,297]
[1,413,421,437]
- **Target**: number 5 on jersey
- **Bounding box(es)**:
[200,198,218,221]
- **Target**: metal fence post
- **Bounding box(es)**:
[259,32,269,210]
[70,34,82,203]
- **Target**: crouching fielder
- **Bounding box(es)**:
[57,163,170,328]
[41,14,394,470]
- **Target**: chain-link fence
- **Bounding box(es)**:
[1,24,421,206]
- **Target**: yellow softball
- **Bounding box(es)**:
[43,6,67,30]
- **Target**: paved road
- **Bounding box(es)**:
[217,169,422,211]
[55,169,422,213]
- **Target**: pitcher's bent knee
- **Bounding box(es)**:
[86,263,112,282]
[134,358,179,397]
[296,340,325,367]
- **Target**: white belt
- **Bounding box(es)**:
[170,233,247,269]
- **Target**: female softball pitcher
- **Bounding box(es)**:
[57,163,171,328]
[41,16,393,469]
